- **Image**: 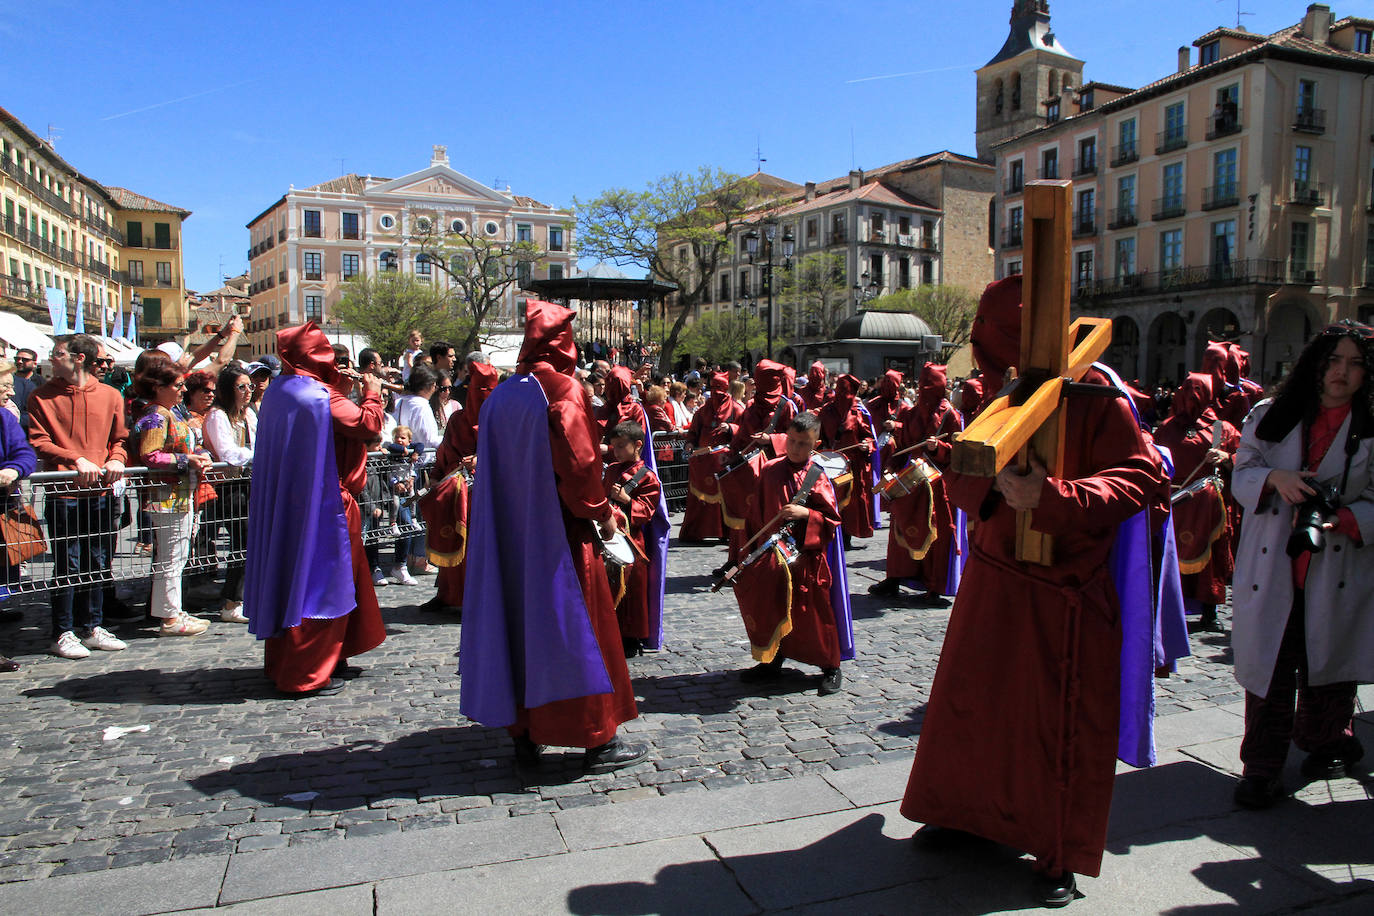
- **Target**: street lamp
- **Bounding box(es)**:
[852,269,879,311]
[744,219,795,360]
[130,290,143,346]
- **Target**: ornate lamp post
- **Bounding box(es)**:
[744,219,795,360]
[131,290,143,346]
[852,269,879,312]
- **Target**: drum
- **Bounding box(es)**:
[814,451,850,480]
[772,530,801,566]
[879,457,942,500]
[598,530,635,568]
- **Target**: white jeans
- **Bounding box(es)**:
[149,509,197,619]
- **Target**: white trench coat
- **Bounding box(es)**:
[1231,400,1374,697]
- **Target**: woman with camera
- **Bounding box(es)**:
[1230,321,1374,808]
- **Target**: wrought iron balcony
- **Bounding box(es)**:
[1201,184,1239,210]
[1004,176,1024,195]
[1110,142,1138,166]
[1074,258,1285,301]
[1294,107,1326,134]
[1072,156,1097,177]
[1205,109,1242,140]
[1155,129,1188,155]
[1152,195,1186,221]
[1037,165,1060,180]
[1107,206,1137,229]
[1073,209,1097,237]
[1001,226,1024,249]
[1289,181,1325,206]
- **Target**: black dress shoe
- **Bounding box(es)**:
[0,607,23,623]
[912,591,946,608]
[739,658,785,683]
[418,595,460,615]
[622,638,643,658]
[583,737,649,774]
[281,678,346,698]
[867,578,900,598]
[1234,774,1284,809]
[332,663,364,679]
[1300,738,1364,781]
[513,734,545,767]
[910,824,986,849]
[818,667,843,695]
[0,656,18,673]
[1033,870,1076,908]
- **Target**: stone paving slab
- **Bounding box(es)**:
[218,808,564,904]
[553,773,849,851]
[821,757,907,808]
[374,835,756,915]
[169,885,373,916]
[0,853,226,916]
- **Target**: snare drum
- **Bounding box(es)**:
[814,451,850,480]
[879,457,941,500]
[598,530,635,568]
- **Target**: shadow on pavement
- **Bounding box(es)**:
[188,725,533,809]
[634,668,825,716]
[23,665,280,704]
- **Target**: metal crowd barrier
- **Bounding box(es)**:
[0,450,434,602]
[652,431,689,514]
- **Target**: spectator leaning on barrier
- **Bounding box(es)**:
[11,347,39,430]
[28,334,129,659]
[132,361,213,638]
[202,365,257,624]
[0,357,37,667]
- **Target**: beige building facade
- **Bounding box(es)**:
[0,106,128,337]
[984,2,1374,384]
[107,187,192,340]
[245,146,575,355]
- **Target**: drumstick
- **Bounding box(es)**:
[340,367,404,392]
[1170,421,1227,492]
[891,432,953,459]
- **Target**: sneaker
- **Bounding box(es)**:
[409,560,435,576]
[158,614,209,637]
[51,630,92,659]
[220,602,249,624]
[372,568,389,587]
[390,565,418,586]
[81,627,128,652]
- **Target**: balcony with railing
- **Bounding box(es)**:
[1201,184,1239,210]
[0,157,76,218]
[1206,108,1243,140]
[1037,165,1060,180]
[81,210,124,245]
[278,229,286,243]
[1076,258,1285,301]
[303,224,323,239]
[1152,194,1186,221]
[1072,155,1097,177]
[1287,260,1322,285]
[126,238,178,250]
[1294,107,1326,134]
[1289,181,1325,206]
[1155,128,1188,155]
[1,274,34,304]
[1363,266,1374,288]
[1110,142,1138,166]
[279,270,287,284]
[1000,226,1024,249]
[1107,205,1138,229]
[1004,176,1024,195]
[1073,208,1097,237]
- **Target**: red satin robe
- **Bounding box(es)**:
[421,407,477,606]
[901,369,1162,878]
[818,400,876,538]
[264,386,387,692]
[732,456,842,669]
[602,459,661,641]
[1152,411,1239,602]
[680,401,742,541]
[884,400,962,593]
[510,363,638,748]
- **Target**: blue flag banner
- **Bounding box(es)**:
[111,304,125,341]
[73,295,85,334]
[45,287,68,335]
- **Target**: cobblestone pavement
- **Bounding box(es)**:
[0,514,1248,885]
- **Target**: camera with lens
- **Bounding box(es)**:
[1285,482,1344,557]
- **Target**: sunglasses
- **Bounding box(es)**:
[234,383,252,391]
[96,358,114,367]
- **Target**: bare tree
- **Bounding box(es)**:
[778,251,849,343]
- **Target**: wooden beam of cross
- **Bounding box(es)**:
[951,181,1113,565]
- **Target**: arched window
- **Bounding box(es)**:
[1048,71,1058,96]
[416,253,431,276]
[1011,73,1022,111]
[379,250,398,272]
[994,79,1005,114]
[1062,72,1073,91]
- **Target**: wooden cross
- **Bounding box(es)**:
[951,181,1113,565]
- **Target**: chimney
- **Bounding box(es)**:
[1177,46,1190,73]
[848,169,864,190]
[805,181,816,201]
[1302,4,1332,42]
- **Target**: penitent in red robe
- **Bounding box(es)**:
[680,375,742,542]
[884,398,962,592]
[263,327,387,692]
[732,455,843,669]
[509,357,638,748]
[900,368,1161,878]
[819,381,876,539]
[602,458,662,642]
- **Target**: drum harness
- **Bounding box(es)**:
[715,398,790,481]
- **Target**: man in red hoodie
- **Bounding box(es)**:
[28,334,129,660]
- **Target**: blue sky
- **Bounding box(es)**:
[1,0,1362,291]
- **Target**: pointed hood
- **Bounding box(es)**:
[916,363,948,413]
[958,377,984,416]
[517,299,579,376]
[753,359,786,405]
[1201,341,1229,397]
[878,369,903,401]
[604,365,635,407]
[808,360,827,391]
[833,373,860,410]
[276,321,340,386]
[971,275,1022,377]
[1172,372,1212,425]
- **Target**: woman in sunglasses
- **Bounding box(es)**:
[202,366,257,623]
[1230,320,1374,808]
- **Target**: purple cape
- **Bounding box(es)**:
[634,403,671,650]
[856,403,883,529]
[824,534,856,661]
[944,508,969,596]
[459,374,613,729]
[1097,362,1191,767]
[243,375,355,640]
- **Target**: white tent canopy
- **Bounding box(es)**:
[0,311,54,359]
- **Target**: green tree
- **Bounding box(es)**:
[676,310,766,368]
[334,274,475,362]
[869,284,978,349]
[777,251,849,342]
[575,167,775,372]
[409,222,546,356]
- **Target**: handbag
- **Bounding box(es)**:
[0,500,47,565]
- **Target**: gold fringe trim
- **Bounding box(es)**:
[425,523,468,568]
[892,478,938,561]
[749,546,794,663]
[1176,489,1226,575]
